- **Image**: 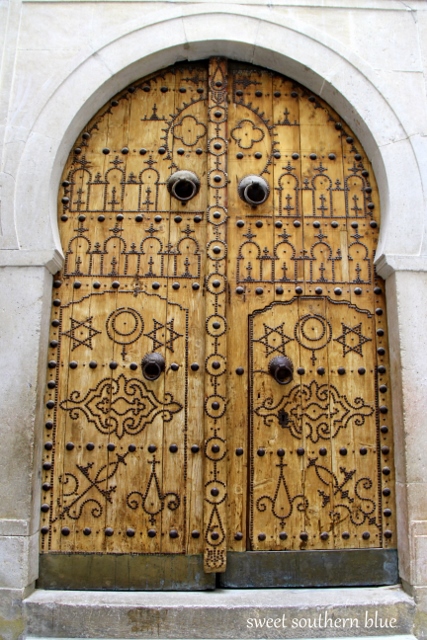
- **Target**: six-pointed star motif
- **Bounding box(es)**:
[144,318,183,353]
[334,322,371,356]
[62,316,101,350]
[255,322,294,356]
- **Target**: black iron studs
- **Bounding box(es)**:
[320,532,329,541]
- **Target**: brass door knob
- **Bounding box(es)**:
[141,353,165,380]
[167,170,200,202]
[269,356,293,385]
[238,175,270,205]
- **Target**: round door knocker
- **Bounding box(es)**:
[269,356,294,385]
[167,170,200,202]
[238,175,270,206]
[141,353,165,381]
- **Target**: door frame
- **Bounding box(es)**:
[10,11,421,596]
[36,55,399,590]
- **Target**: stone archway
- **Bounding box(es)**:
[2,6,425,632]
[38,57,398,591]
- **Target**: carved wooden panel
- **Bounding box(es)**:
[41,59,395,573]
[202,59,229,573]
[225,62,395,553]
[42,63,209,557]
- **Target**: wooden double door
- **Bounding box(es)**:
[40,59,396,590]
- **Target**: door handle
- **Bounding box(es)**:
[167,170,200,202]
[238,175,270,205]
[141,353,165,380]
[269,355,293,385]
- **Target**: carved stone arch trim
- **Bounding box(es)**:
[12,10,424,267]
[8,10,422,597]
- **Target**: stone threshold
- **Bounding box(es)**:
[26,637,418,640]
[24,585,416,639]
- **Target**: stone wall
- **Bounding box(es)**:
[0,0,426,637]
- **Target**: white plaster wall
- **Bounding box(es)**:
[0,0,427,637]
[0,1,426,261]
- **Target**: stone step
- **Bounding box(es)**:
[27,637,418,640]
[24,586,416,639]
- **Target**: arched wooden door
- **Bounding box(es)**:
[40,59,396,590]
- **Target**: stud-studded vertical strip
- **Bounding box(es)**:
[203,58,228,573]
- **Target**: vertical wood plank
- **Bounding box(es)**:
[203,58,229,573]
